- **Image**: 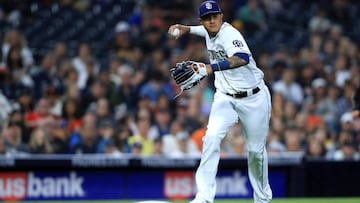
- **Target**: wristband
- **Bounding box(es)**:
[210,60,230,72]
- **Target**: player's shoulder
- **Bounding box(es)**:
[221,22,240,32]
[219,22,242,37]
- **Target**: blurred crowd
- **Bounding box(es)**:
[0,0,359,161]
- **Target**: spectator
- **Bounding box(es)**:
[50,127,69,154]
[131,142,143,156]
[24,97,57,131]
[235,0,266,34]
[168,131,200,158]
[60,61,78,88]
[17,90,34,114]
[352,85,360,119]
[134,107,160,141]
[270,116,285,138]
[339,112,356,135]
[71,122,99,154]
[327,0,353,32]
[152,137,164,157]
[283,101,298,128]
[127,112,155,156]
[335,81,356,122]
[82,80,107,110]
[332,141,359,160]
[334,54,351,88]
[108,57,122,87]
[2,123,29,155]
[313,82,338,132]
[0,46,31,100]
[190,117,208,152]
[308,8,331,34]
[112,126,132,154]
[153,108,172,137]
[29,127,53,154]
[110,21,133,60]
[5,45,33,88]
[306,137,327,159]
[272,68,304,107]
[7,107,28,142]
[284,127,304,153]
[2,29,34,69]
[60,98,83,135]
[102,139,123,157]
[162,119,185,156]
[0,135,7,155]
[68,112,97,150]
[271,92,285,118]
[0,90,13,122]
[110,64,139,113]
[303,99,325,133]
[139,69,174,108]
[267,129,287,155]
[32,53,64,100]
[96,119,115,154]
[53,41,69,68]
[72,42,99,91]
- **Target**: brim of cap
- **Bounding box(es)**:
[200,11,222,18]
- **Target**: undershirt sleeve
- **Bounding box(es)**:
[189,25,207,37]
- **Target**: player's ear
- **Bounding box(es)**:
[199,18,203,25]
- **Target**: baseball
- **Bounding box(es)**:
[170,28,180,37]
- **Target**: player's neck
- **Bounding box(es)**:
[209,32,217,38]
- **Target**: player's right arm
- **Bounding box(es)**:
[168,24,206,39]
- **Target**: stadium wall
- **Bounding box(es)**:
[0,154,358,201]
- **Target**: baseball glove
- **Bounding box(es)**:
[170,61,207,92]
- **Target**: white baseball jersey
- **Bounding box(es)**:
[190,22,264,93]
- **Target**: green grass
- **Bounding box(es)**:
[11,198,360,203]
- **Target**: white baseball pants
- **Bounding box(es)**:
[193,82,272,203]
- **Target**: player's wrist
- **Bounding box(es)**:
[177,24,190,34]
[205,64,213,75]
[197,62,208,76]
[210,60,230,72]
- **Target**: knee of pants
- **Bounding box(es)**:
[247,143,265,154]
[248,151,262,162]
[202,135,222,152]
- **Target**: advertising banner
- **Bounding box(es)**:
[0,170,285,200]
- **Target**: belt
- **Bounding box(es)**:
[225,87,260,98]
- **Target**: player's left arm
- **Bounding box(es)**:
[227,53,249,67]
[202,53,249,75]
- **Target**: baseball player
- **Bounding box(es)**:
[168,1,272,203]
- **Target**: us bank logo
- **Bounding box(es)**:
[216,171,249,196]
[0,172,85,201]
[163,170,250,199]
[164,171,194,200]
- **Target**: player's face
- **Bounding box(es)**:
[200,13,223,37]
